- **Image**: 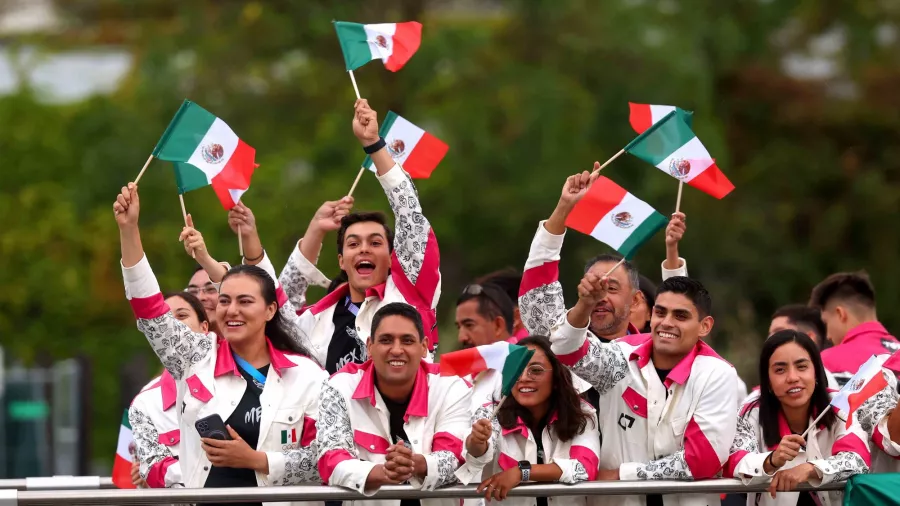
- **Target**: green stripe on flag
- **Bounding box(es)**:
[334,22,373,71]
[500,346,535,397]
[362,111,400,169]
[120,408,131,430]
[153,100,216,161]
[618,212,668,260]
[173,162,211,194]
[281,430,287,445]
[624,109,695,166]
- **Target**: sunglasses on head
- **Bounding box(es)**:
[462,284,505,310]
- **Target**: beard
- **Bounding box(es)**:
[590,306,630,337]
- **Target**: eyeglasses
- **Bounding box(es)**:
[521,365,551,380]
[186,284,218,296]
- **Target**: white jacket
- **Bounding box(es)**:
[278,164,442,365]
[551,321,738,506]
[316,360,471,506]
[725,393,873,506]
[122,254,329,494]
[456,400,601,506]
[129,372,182,488]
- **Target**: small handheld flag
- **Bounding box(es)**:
[628,102,694,134]
[829,355,889,429]
[112,409,136,489]
[334,21,422,72]
[439,342,534,398]
[362,111,449,179]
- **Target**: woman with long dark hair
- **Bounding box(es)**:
[724,330,876,505]
[114,183,327,503]
[457,336,599,505]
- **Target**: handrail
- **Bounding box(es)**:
[0,477,114,491]
[0,479,847,505]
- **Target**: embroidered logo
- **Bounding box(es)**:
[281,428,297,445]
[201,143,225,164]
[618,413,635,430]
[612,211,634,229]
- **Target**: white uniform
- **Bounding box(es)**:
[129,371,182,488]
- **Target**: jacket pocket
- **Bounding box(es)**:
[671,417,687,437]
[621,387,648,418]
[158,429,180,447]
[353,430,390,455]
[185,374,213,403]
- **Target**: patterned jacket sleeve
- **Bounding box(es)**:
[455,403,502,485]
[620,366,738,481]
[411,378,472,490]
[122,255,214,381]
[316,381,379,495]
[550,315,629,396]
[379,164,441,344]
[263,368,326,486]
[278,239,331,312]
[518,221,567,337]
[856,371,900,459]
[251,251,313,353]
[552,406,601,483]
[807,422,871,486]
[724,404,774,485]
[129,405,180,487]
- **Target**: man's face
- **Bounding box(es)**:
[338,221,391,297]
[768,317,823,348]
[367,315,427,387]
[187,269,218,327]
[455,299,505,349]
[585,260,635,337]
[650,292,712,363]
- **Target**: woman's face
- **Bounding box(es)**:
[629,291,652,332]
[768,341,816,411]
[511,346,554,409]
[215,274,276,345]
[166,295,208,334]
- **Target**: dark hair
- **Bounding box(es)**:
[475,268,522,304]
[220,265,311,356]
[657,276,712,318]
[163,291,210,326]
[771,304,826,343]
[456,284,514,334]
[497,336,595,442]
[584,253,639,293]
[809,271,876,312]
[370,302,425,341]
[754,330,835,448]
[337,212,395,255]
[637,275,657,309]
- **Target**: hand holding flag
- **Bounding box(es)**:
[803,354,889,437]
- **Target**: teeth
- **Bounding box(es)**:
[519,387,536,393]
[226,321,245,327]
[659,332,678,339]
[388,361,405,366]
[788,387,802,393]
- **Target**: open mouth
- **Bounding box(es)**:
[658,331,679,340]
[355,260,376,276]
[787,387,804,395]
[518,386,537,393]
[387,360,407,368]
[226,320,246,329]
[592,305,612,315]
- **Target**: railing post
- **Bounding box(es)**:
[0,489,17,506]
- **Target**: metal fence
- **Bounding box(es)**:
[0,478,847,505]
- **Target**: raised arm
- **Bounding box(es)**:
[662,212,688,279]
[114,183,213,380]
[179,214,229,283]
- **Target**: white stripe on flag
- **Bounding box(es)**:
[588,193,657,249]
[480,342,512,371]
[186,118,240,183]
[363,23,397,62]
[384,116,425,166]
[229,188,247,205]
[649,105,676,125]
[116,425,133,460]
[654,136,714,183]
[830,355,888,413]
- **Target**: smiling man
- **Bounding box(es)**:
[550,275,738,506]
[316,303,471,506]
[276,99,441,373]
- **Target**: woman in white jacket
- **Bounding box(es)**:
[457,336,600,506]
[114,183,327,505]
[724,330,871,506]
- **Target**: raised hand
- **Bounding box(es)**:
[179,214,210,260]
[227,202,256,239]
[559,164,601,208]
[465,419,493,458]
[577,271,609,307]
[113,183,140,228]
[353,99,380,146]
[311,197,355,233]
[768,434,806,469]
[665,212,686,247]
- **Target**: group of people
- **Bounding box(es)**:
[113,98,900,506]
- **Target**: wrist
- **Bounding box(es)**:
[361,135,383,150]
[253,451,269,474]
[412,454,427,478]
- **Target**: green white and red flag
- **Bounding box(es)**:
[439,342,534,397]
[111,409,136,489]
[334,21,422,72]
[362,111,449,178]
[628,102,693,133]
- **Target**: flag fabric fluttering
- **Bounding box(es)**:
[153,100,258,210]
[624,109,734,199]
[439,342,534,397]
[334,21,422,72]
[628,102,693,134]
[830,354,889,429]
[565,176,668,260]
[361,111,449,178]
[112,409,136,489]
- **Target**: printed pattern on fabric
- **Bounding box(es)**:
[570,338,630,395]
[316,383,358,460]
[826,451,869,482]
[277,439,320,485]
[387,176,430,286]
[571,461,589,482]
[854,373,898,435]
[635,451,691,481]
[729,412,761,456]
[519,282,565,337]
[279,256,314,311]
[432,450,462,487]
[136,314,214,381]
[128,407,170,480]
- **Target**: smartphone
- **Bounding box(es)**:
[195,414,231,440]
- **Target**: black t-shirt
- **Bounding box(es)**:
[326,297,368,374]
[797,491,818,506]
[380,391,420,506]
[204,364,268,506]
[655,367,672,387]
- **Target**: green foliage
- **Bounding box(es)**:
[1,0,899,470]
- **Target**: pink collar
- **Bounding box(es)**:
[213,337,298,378]
[842,321,893,346]
[500,412,559,438]
[629,340,727,386]
[351,360,434,422]
[309,282,388,315]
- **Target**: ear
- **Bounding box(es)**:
[493,316,506,338]
[631,290,641,308]
[366,336,374,357]
[265,301,277,322]
[200,321,210,333]
[421,337,429,358]
[513,307,523,327]
[698,315,714,339]
[835,305,849,323]
[338,253,346,272]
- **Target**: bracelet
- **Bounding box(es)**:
[363,136,386,154]
[244,250,264,263]
[766,452,778,469]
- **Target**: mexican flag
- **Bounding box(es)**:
[830,354,889,429]
[153,100,258,210]
[628,102,693,134]
[334,21,422,72]
[112,409,136,489]
[565,176,667,260]
[624,109,734,199]
[439,342,535,397]
[361,111,449,178]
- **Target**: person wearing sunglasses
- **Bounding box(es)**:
[457,336,599,505]
[455,283,516,350]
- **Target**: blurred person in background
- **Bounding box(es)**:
[768,304,837,389]
[475,268,529,341]
[186,265,223,336]
[629,275,657,335]
[455,283,516,349]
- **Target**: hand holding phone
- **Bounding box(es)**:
[195,414,231,440]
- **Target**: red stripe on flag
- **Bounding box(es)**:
[845,372,888,428]
[628,103,653,134]
[211,140,257,210]
[112,454,137,489]
[384,22,422,71]
[402,132,448,178]
[687,163,734,199]
[565,177,628,236]
[439,347,489,378]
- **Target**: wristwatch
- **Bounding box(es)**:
[517,461,532,482]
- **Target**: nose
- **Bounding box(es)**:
[785,366,800,383]
[388,339,403,355]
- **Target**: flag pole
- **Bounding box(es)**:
[801,409,830,439]
[238,225,244,257]
[675,180,684,213]
[179,194,195,259]
[593,149,625,173]
[348,70,361,100]
[134,154,154,184]
[348,166,366,197]
[346,70,364,196]
[491,396,508,418]
[604,257,627,277]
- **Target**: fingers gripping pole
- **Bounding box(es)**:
[179,194,195,259]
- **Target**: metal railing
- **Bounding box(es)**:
[0,479,847,505]
[0,477,114,491]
